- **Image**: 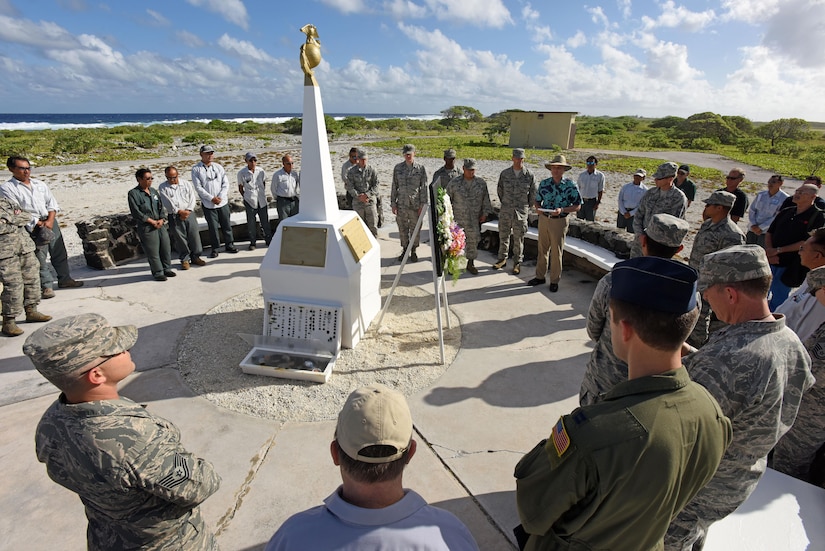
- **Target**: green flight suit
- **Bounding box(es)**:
[515,368,732,551]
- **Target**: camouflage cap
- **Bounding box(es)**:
[356,148,368,160]
[652,162,678,179]
[23,313,137,380]
[336,384,412,464]
[644,213,690,247]
[703,190,736,208]
[463,158,477,170]
[443,148,457,159]
[512,148,526,159]
[807,266,825,295]
[402,144,415,154]
[697,244,771,291]
[611,257,698,314]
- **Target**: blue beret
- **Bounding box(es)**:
[611,257,698,314]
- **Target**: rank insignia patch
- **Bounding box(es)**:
[158,453,191,489]
[551,417,570,457]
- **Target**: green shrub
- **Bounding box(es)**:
[0,137,39,158]
[125,131,173,149]
[51,129,100,154]
[691,137,719,150]
[182,132,213,144]
[282,118,302,134]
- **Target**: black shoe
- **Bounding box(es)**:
[248,244,256,251]
[226,246,239,254]
[549,283,559,292]
[153,274,167,282]
[164,270,177,277]
[410,252,418,262]
[397,253,405,262]
[209,251,219,259]
[527,278,546,286]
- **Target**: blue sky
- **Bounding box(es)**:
[1,0,823,121]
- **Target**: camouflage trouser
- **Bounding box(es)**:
[0,250,41,317]
[353,200,378,236]
[396,207,420,251]
[630,234,644,258]
[497,209,528,263]
[456,217,481,261]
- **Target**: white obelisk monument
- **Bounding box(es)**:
[259,25,381,348]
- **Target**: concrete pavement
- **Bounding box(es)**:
[2,225,823,550]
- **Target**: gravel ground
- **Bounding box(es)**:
[177,283,460,422]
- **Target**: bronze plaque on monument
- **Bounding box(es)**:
[340,217,373,263]
[279,226,327,267]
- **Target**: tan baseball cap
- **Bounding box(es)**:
[336,384,413,464]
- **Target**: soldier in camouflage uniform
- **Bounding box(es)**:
[0,196,50,336]
[772,266,825,486]
[446,159,492,275]
[686,191,746,347]
[631,162,688,258]
[345,148,380,236]
[26,313,221,550]
[665,245,814,551]
[431,149,460,191]
[390,144,428,262]
[493,148,536,275]
[579,213,690,406]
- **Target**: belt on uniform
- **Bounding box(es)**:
[546,213,568,218]
[277,196,298,200]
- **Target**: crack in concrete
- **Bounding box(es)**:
[430,442,525,459]
[95,287,175,316]
[214,433,277,536]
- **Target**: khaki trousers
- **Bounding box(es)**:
[536,215,569,284]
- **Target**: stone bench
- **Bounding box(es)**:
[481,217,632,278]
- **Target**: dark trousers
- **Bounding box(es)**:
[203,204,234,251]
[168,214,203,262]
[276,196,300,220]
[137,223,172,276]
[34,222,70,290]
[577,198,597,221]
[244,202,272,245]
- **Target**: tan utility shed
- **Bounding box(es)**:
[509,111,577,150]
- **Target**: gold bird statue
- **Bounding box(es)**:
[300,24,321,86]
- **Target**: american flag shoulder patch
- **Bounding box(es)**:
[551,417,570,457]
[158,453,191,489]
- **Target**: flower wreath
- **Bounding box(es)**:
[435,187,467,282]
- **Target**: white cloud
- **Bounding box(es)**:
[185,0,249,30]
[423,0,513,28]
[567,30,587,48]
[641,1,716,32]
[0,15,78,49]
[176,30,205,48]
[644,40,702,81]
[217,33,273,62]
[588,6,610,28]
[618,0,632,19]
[720,0,781,24]
[521,4,552,42]
[384,0,428,19]
[317,0,367,13]
[762,0,825,68]
[146,9,170,27]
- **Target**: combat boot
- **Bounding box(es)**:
[2,317,23,337]
[466,260,479,275]
[25,306,52,323]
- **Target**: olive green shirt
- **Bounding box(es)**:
[515,368,731,551]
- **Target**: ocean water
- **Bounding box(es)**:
[0,113,441,132]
